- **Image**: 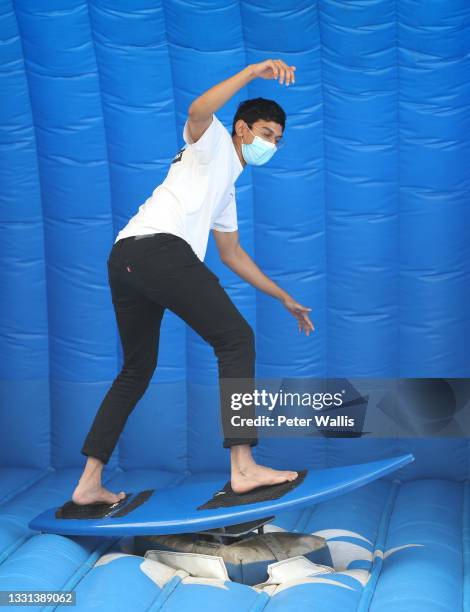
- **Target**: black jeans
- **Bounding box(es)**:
[81,232,258,465]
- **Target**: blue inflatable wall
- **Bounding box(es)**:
[1,2,470,610]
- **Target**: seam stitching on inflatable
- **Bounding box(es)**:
[396,0,402,373]
[356,480,400,611]
[58,536,123,594]
[146,575,183,612]
[1,467,117,565]
[248,588,271,611]
[0,467,53,507]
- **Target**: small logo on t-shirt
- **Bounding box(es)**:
[171,146,186,164]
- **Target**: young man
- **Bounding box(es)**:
[73,58,314,507]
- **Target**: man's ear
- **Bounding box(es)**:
[234,118,246,138]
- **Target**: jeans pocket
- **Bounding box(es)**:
[127,238,195,279]
[117,235,173,266]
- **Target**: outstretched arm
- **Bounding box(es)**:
[187,59,296,142]
[187,66,254,142]
[213,229,314,336]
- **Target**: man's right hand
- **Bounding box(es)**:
[250,59,296,86]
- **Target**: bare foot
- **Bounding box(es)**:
[72,482,126,506]
[72,456,126,506]
[231,463,298,494]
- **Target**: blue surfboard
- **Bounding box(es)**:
[29,454,414,536]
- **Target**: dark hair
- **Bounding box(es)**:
[231,97,286,136]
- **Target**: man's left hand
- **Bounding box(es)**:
[282,296,315,336]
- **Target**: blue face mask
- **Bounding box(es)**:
[241,126,277,166]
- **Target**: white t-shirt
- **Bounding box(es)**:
[114,113,243,261]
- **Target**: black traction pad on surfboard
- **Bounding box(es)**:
[112,489,154,517]
[197,469,308,510]
[55,489,154,520]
